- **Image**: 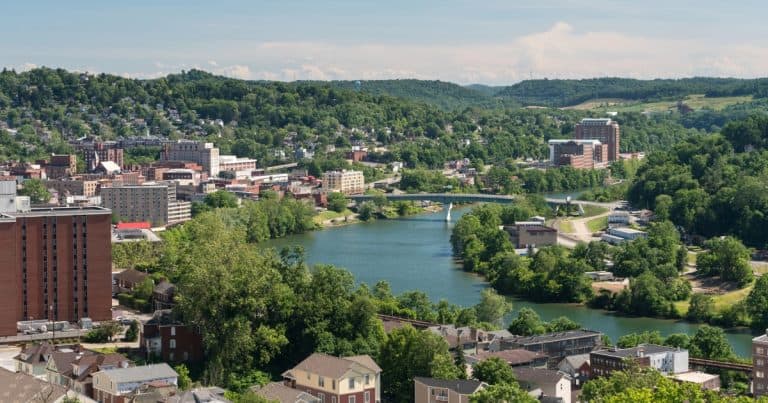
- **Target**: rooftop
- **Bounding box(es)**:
[115,221,151,230]
[508,330,602,345]
[591,344,684,359]
[253,382,320,403]
[547,139,603,145]
[471,349,547,365]
[671,371,719,384]
[513,367,567,386]
[413,377,485,395]
[285,353,381,380]
[0,206,111,222]
[579,118,615,125]
[96,363,177,384]
[0,368,67,402]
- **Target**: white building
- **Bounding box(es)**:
[162,140,220,177]
[93,363,178,402]
[101,182,191,227]
[323,170,365,195]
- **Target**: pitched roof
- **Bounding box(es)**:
[167,387,231,403]
[47,351,80,377]
[413,377,485,395]
[145,309,182,326]
[513,368,567,387]
[96,363,177,384]
[0,367,67,402]
[472,349,547,365]
[286,353,380,379]
[254,382,321,403]
[15,342,54,364]
[591,344,683,359]
[560,353,590,370]
[344,355,382,373]
[114,268,149,284]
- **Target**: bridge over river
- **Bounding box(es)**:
[349,193,619,220]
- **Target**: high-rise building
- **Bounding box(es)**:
[43,155,78,179]
[754,331,768,396]
[322,170,365,195]
[574,118,621,162]
[0,191,112,336]
[548,139,607,169]
[76,141,124,172]
[101,182,191,227]
[162,140,220,177]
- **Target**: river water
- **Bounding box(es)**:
[265,206,754,357]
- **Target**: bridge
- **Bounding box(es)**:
[688,357,753,374]
[349,193,618,221]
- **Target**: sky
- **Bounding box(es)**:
[3,0,768,85]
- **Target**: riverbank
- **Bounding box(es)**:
[264,206,755,356]
[315,203,444,228]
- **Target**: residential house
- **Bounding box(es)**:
[427,325,514,355]
[153,281,176,310]
[590,344,688,378]
[282,353,382,403]
[167,387,232,403]
[413,377,486,403]
[557,354,591,388]
[114,269,149,293]
[141,309,204,364]
[502,330,603,367]
[45,348,87,387]
[15,342,54,376]
[253,382,321,403]
[513,368,572,403]
[92,363,178,403]
[0,367,88,403]
[65,352,131,398]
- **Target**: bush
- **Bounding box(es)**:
[133,298,151,313]
[117,293,134,307]
[124,320,139,342]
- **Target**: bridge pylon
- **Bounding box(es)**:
[445,202,453,222]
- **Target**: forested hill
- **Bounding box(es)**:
[495,77,768,107]
[322,79,506,110]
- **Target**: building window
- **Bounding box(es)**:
[349,378,355,389]
[759,359,765,366]
[169,352,174,361]
[169,339,176,349]
[318,393,325,403]
[332,379,336,390]
[349,396,356,403]
[171,326,176,336]
[758,347,765,355]
[319,377,325,387]
[332,397,337,403]
[364,374,370,385]
[758,371,765,379]
[365,391,370,403]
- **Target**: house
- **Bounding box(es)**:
[557,354,591,388]
[501,330,603,367]
[607,212,630,226]
[413,377,486,403]
[45,348,87,387]
[65,352,131,398]
[513,368,571,403]
[282,353,382,403]
[467,349,548,370]
[141,309,204,364]
[92,363,178,403]
[426,325,514,354]
[590,344,688,377]
[253,382,321,403]
[0,367,88,403]
[168,387,232,403]
[504,223,558,249]
[15,342,55,376]
[114,269,149,293]
[670,371,721,391]
[153,281,176,310]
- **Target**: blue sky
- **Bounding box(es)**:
[3,0,768,84]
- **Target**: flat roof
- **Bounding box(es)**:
[591,344,683,358]
[1,206,111,221]
[509,329,602,345]
[610,227,646,234]
[548,139,602,145]
[671,371,719,384]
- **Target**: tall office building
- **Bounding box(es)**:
[574,118,621,162]
[101,182,191,226]
[0,182,112,336]
[162,140,220,177]
[322,170,365,195]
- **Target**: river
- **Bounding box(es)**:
[265,206,754,357]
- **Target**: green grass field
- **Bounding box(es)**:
[674,284,754,316]
[559,220,575,233]
[586,216,608,232]
[313,209,353,225]
[581,205,608,218]
[565,94,753,113]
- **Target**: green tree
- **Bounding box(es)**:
[474,289,512,327]
[327,192,347,213]
[357,201,376,221]
[748,276,768,330]
[508,308,545,336]
[469,383,537,403]
[688,325,735,361]
[686,293,715,323]
[663,333,691,349]
[175,364,192,390]
[472,357,516,385]
[616,331,664,348]
[18,179,51,204]
[697,237,753,287]
[123,320,139,342]
[653,194,673,221]
[379,325,459,402]
[545,316,581,333]
[204,190,239,208]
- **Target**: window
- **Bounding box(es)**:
[169,339,176,349]
[758,347,765,355]
[319,377,325,387]
[171,326,176,336]
[332,379,336,390]
[332,397,337,403]
[349,397,356,403]
[759,359,765,366]
[169,352,174,361]
[349,378,355,389]
[758,371,765,379]
[318,393,325,403]
[365,391,370,403]
[364,374,370,385]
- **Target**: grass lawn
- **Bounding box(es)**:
[313,209,353,225]
[581,205,608,218]
[753,262,768,276]
[687,251,697,265]
[566,94,754,113]
[675,284,754,316]
[559,220,575,233]
[586,216,608,232]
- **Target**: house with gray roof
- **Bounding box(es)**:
[513,367,571,403]
[92,363,178,402]
[253,382,320,403]
[413,377,486,403]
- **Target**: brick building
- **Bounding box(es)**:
[574,118,621,162]
[548,139,607,169]
[141,310,204,364]
[77,141,124,172]
[282,353,382,403]
[43,155,78,179]
[0,204,113,336]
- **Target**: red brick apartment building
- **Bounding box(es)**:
[574,118,621,162]
[0,206,112,336]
